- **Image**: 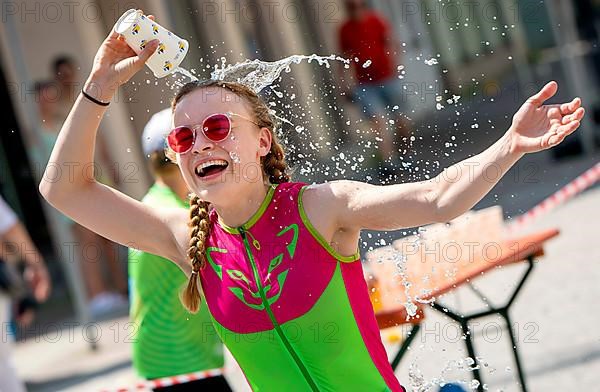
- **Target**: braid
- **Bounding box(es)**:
[181,194,210,313]
[263,137,290,184]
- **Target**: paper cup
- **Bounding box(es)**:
[114,9,189,78]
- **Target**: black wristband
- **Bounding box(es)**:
[81,89,110,106]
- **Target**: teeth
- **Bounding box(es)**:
[195,160,228,176]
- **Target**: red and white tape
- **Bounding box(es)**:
[509,162,600,230]
[99,367,224,392]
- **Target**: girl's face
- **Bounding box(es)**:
[172,87,272,203]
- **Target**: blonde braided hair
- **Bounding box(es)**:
[172,80,291,313]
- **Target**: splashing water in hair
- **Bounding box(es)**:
[210,54,351,94]
[172,67,199,83]
[207,54,352,129]
[171,55,351,129]
[171,55,351,93]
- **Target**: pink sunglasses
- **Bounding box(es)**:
[167,112,260,154]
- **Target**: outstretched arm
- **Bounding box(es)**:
[317,81,585,231]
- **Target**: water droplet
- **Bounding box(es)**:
[229,151,240,163]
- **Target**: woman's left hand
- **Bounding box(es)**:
[508,81,585,154]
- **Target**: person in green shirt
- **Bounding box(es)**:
[129,109,231,391]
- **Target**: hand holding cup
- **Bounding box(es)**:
[84,13,159,102]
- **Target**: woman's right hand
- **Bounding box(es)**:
[84,14,159,102]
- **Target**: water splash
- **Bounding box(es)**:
[173,67,198,82]
[210,54,350,94]
[390,249,419,319]
[229,151,241,163]
[407,356,488,392]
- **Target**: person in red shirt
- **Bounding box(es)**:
[339,0,411,176]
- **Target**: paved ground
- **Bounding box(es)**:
[393,184,600,391]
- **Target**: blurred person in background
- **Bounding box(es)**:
[0,194,50,392]
[128,109,231,391]
[339,0,412,176]
[35,56,128,318]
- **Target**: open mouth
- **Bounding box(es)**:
[194,159,229,178]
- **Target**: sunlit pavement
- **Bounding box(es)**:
[14,319,251,391]
[392,184,600,391]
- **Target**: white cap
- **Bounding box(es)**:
[141,108,172,156]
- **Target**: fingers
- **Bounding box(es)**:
[135,39,159,65]
[561,107,585,124]
[560,97,582,114]
[558,120,580,136]
[147,14,155,21]
[548,120,580,147]
[528,81,558,107]
[548,107,561,118]
[545,113,582,148]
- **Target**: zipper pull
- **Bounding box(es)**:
[240,227,261,250]
[247,230,261,251]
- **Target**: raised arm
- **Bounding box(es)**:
[38,19,190,273]
[315,81,585,231]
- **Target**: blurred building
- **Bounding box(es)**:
[0,0,597,324]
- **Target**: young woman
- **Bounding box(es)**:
[39,17,584,392]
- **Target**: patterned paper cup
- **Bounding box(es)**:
[114,9,189,78]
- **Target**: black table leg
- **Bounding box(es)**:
[430,301,486,392]
[499,310,528,392]
[461,320,485,392]
[425,256,536,392]
[390,324,421,370]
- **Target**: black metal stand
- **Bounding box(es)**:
[390,324,421,370]
[390,256,536,392]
